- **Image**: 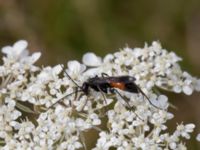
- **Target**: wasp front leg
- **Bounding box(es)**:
[101,73,109,78]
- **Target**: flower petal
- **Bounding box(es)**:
[13,40,28,56]
[67,60,86,75]
[183,85,193,95]
[196,133,200,142]
[1,46,12,55]
[30,52,41,64]
[82,52,102,66]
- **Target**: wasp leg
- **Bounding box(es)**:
[111,89,143,121]
[101,73,109,78]
[111,88,132,108]
[135,85,162,110]
[96,86,107,106]
[74,87,79,102]
[95,86,109,117]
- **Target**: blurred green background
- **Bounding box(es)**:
[0,0,200,149]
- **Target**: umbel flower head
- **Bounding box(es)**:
[0,40,199,150]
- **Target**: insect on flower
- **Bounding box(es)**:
[48,65,160,110]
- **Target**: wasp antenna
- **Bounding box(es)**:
[136,86,162,110]
[60,65,82,89]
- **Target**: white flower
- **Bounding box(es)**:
[150,94,169,109]
[2,40,27,58]
[194,79,200,91]
[20,52,41,67]
[89,113,101,125]
[14,121,35,140]
[0,41,199,150]
[37,65,62,83]
[67,60,86,78]
[196,133,200,141]
[82,52,102,66]
[176,123,195,139]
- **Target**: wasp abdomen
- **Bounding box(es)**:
[110,82,125,90]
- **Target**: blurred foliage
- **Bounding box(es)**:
[0,0,200,149]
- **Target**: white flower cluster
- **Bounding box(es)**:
[0,40,199,150]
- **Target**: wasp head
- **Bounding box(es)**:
[82,82,89,95]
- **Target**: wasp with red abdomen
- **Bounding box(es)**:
[48,66,160,110]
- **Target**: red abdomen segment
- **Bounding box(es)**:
[110,82,125,90]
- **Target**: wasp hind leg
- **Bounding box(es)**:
[110,88,132,108]
[111,88,143,121]
[135,86,162,110]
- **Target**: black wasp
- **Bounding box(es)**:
[49,66,160,109]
